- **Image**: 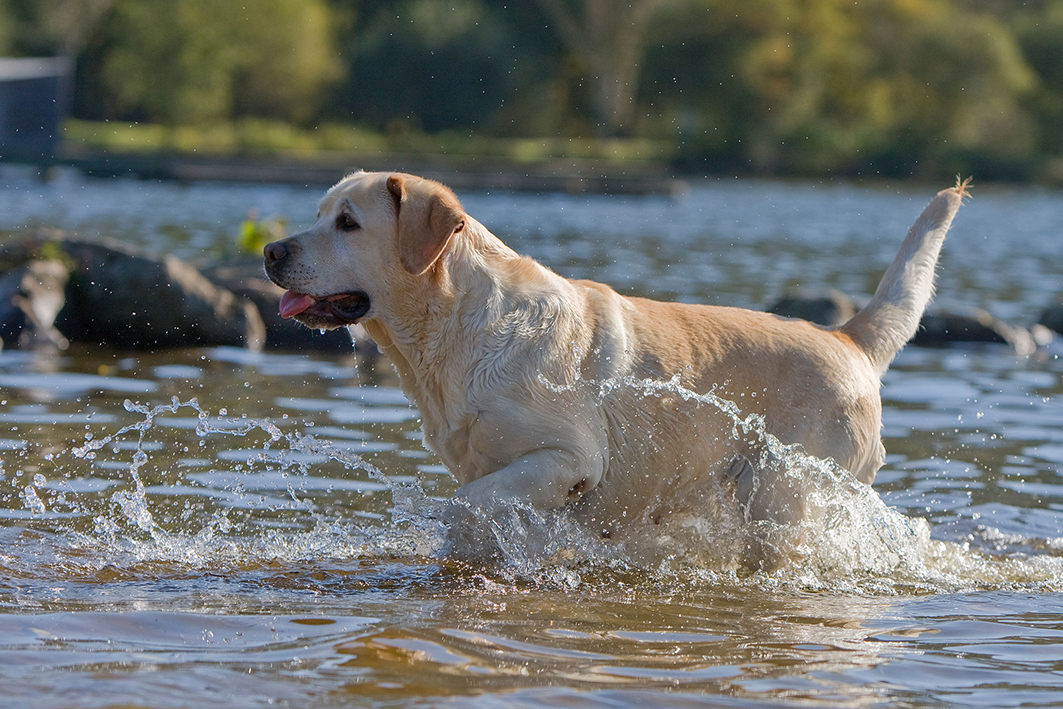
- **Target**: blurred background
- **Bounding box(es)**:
[2,0,1062,182]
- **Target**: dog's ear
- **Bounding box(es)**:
[387,174,466,276]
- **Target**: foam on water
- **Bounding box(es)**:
[12,378,1063,596]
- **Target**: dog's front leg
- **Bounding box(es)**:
[441,448,603,561]
[457,448,602,510]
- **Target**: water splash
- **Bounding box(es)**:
[531,369,1063,592]
[13,381,1063,595]
[43,396,423,569]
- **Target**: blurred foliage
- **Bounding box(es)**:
[81,0,340,125]
[643,0,1041,178]
[62,118,675,164]
[237,211,287,255]
[0,1,11,56]
[6,0,1063,179]
[339,0,521,133]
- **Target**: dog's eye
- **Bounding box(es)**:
[336,213,360,231]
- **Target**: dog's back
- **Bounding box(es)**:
[569,183,969,533]
[571,298,885,531]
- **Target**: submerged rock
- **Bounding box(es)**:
[766,287,1038,355]
[0,232,373,353]
[767,288,856,327]
[913,308,1036,355]
[57,240,265,350]
[0,259,70,349]
[1038,302,1063,335]
[0,232,264,350]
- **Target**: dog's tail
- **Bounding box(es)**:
[839,177,970,376]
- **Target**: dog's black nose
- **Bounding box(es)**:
[264,241,287,265]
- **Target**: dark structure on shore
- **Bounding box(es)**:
[0,57,71,159]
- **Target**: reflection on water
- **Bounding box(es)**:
[1,170,1063,707]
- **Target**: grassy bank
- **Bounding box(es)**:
[60,119,1063,186]
[62,119,677,166]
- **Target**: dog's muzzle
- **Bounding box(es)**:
[264,240,372,328]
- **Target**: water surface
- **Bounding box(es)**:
[1,166,1063,707]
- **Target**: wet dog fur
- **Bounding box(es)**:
[264,172,967,557]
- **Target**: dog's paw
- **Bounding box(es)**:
[438,499,505,564]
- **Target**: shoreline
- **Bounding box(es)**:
[20,145,689,196]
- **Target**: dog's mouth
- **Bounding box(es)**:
[278,290,371,328]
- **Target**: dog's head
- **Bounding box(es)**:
[264,171,466,330]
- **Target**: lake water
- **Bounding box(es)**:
[1,165,1063,708]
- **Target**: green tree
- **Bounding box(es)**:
[340,0,521,133]
[228,0,342,122]
[869,4,1037,177]
[0,0,13,54]
[11,0,1059,180]
[7,0,114,56]
[98,0,341,125]
[534,0,677,136]
[645,0,1037,178]
[1014,1,1063,163]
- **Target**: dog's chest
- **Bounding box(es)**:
[419,370,561,487]
[407,371,494,481]
[421,407,513,485]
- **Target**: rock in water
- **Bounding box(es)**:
[0,232,265,350]
[0,259,70,349]
[767,288,857,326]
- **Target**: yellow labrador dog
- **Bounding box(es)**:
[265,172,967,548]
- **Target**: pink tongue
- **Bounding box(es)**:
[278,291,315,319]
